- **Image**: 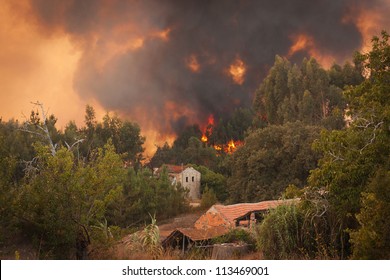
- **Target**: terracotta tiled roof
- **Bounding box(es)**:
[163,226,230,244]
[194,211,233,230]
[162,164,185,174]
[204,199,298,225]
[162,199,299,246]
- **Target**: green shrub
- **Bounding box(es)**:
[256,204,307,259]
[200,186,218,209]
[213,228,255,247]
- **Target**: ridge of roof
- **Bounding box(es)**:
[208,199,298,223]
[158,164,199,174]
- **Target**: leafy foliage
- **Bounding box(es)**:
[108,167,189,227]
[307,31,390,259]
[228,122,321,202]
[213,228,255,246]
[15,141,125,258]
[200,186,218,210]
[80,109,145,166]
[256,204,306,259]
[350,169,390,259]
[194,165,228,202]
[253,55,362,129]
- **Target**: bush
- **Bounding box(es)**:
[213,228,255,246]
[200,186,218,209]
[256,204,307,259]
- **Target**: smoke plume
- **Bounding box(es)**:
[20,0,390,146]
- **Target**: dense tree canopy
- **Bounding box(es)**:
[253,55,362,129]
[228,122,321,202]
[307,31,390,258]
[0,105,187,258]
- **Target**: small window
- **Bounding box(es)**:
[192,176,194,182]
[186,177,188,182]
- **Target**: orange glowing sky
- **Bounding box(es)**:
[0,0,389,156]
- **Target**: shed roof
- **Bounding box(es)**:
[162,199,299,246]
[206,199,298,224]
[163,226,229,245]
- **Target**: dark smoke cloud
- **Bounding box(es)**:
[26,0,389,135]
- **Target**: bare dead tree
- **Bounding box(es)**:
[19,101,85,175]
[20,101,85,156]
[19,101,57,156]
[64,138,85,152]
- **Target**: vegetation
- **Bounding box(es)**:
[228,122,321,202]
[255,31,390,260]
[253,55,362,128]
[256,204,306,259]
[0,106,187,259]
[149,108,254,171]
[194,165,228,202]
[200,186,218,210]
[306,31,390,259]
[213,228,256,247]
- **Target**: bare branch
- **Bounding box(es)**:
[358,120,383,154]
[327,150,345,161]
[18,127,46,139]
[304,186,330,224]
[22,157,39,177]
[65,139,85,151]
[19,101,57,156]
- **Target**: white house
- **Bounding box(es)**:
[155,165,201,201]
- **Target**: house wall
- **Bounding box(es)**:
[179,167,201,201]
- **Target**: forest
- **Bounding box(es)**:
[0,31,389,259]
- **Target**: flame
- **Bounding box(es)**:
[213,144,222,151]
[287,33,334,68]
[216,140,243,154]
[226,139,242,153]
[199,114,243,154]
[228,57,246,85]
[207,114,215,126]
[186,54,201,73]
[342,6,386,54]
[288,34,312,56]
[201,114,214,143]
[228,139,236,148]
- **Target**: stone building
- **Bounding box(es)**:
[155,164,201,201]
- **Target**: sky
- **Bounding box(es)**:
[0,0,389,155]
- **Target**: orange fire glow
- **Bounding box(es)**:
[186,54,201,73]
[207,115,215,126]
[228,57,246,85]
[342,6,386,54]
[213,144,222,151]
[201,114,215,143]
[164,100,197,123]
[226,139,243,153]
[287,33,334,68]
[153,28,171,41]
[213,140,243,154]
[93,26,173,72]
[288,34,312,56]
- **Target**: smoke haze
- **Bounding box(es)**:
[1,0,390,153]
